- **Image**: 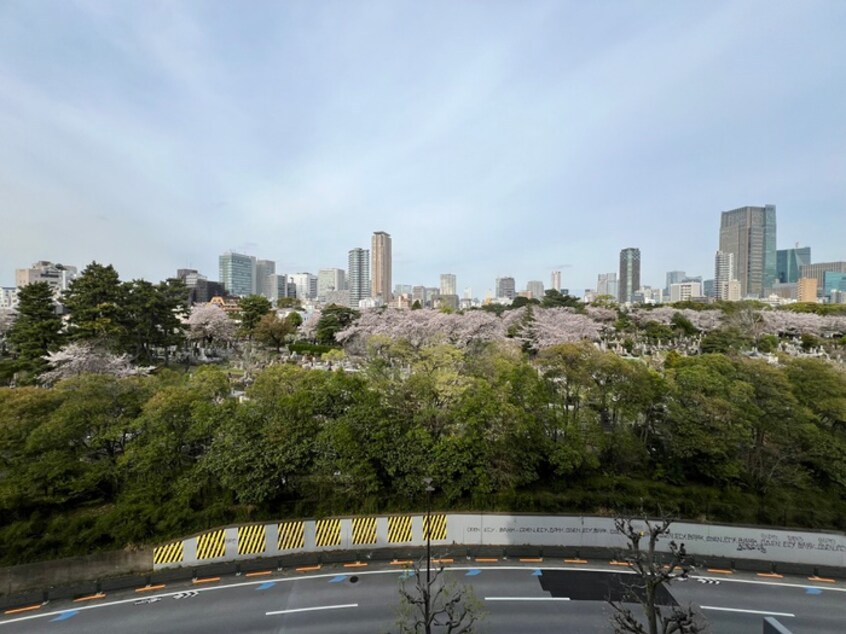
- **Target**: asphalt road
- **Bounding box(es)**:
[1,563,843,633]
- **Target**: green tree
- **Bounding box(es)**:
[64,262,125,344]
[315,304,359,345]
[7,282,64,382]
[276,297,302,309]
[411,300,423,310]
[121,278,187,363]
[541,289,581,309]
[254,313,294,352]
[236,295,273,339]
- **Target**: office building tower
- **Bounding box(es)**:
[618,248,641,303]
[777,246,811,284]
[255,259,276,298]
[526,280,545,300]
[719,204,777,297]
[797,278,818,303]
[665,271,686,294]
[440,274,457,297]
[670,282,702,303]
[394,284,412,297]
[288,273,317,301]
[597,273,618,299]
[371,231,392,302]
[318,268,346,301]
[219,251,256,297]
[463,287,472,300]
[822,272,846,299]
[800,261,846,294]
[348,248,371,308]
[15,261,77,295]
[411,286,426,306]
[495,277,516,300]
[176,269,226,305]
[551,271,562,292]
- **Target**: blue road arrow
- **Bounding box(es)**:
[400,571,416,580]
[806,587,823,595]
[465,569,481,577]
[329,575,347,583]
[257,581,276,591]
[532,569,543,576]
[51,610,79,622]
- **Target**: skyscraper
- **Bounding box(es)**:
[219,251,256,297]
[550,271,561,292]
[440,273,457,296]
[348,248,371,308]
[777,246,811,284]
[255,259,276,298]
[719,205,777,297]
[371,231,392,302]
[288,273,317,301]
[597,273,618,299]
[618,248,641,303]
[714,251,738,301]
[495,277,516,300]
[526,280,544,299]
[665,271,686,294]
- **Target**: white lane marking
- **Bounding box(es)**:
[1,565,839,627]
[266,603,358,616]
[701,606,795,618]
[486,597,570,601]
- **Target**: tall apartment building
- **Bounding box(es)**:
[719,204,777,297]
[495,277,516,300]
[15,261,78,295]
[371,231,392,302]
[526,280,544,300]
[219,251,256,297]
[440,273,457,297]
[550,270,561,292]
[618,248,641,303]
[597,273,618,299]
[348,248,371,308]
[318,268,346,301]
[714,251,740,301]
[777,246,811,284]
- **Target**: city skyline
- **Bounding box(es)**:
[2,2,845,296]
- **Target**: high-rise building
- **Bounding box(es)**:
[288,273,317,301]
[176,269,225,305]
[551,271,562,292]
[440,274,457,297]
[219,251,256,297]
[618,248,641,303]
[714,251,739,301]
[267,274,291,303]
[495,277,516,300]
[526,280,544,300]
[318,268,346,301]
[800,261,846,294]
[597,273,618,299]
[394,284,412,297]
[371,231,392,302]
[777,246,811,284]
[665,271,686,294]
[823,272,846,299]
[348,248,371,308]
[255,259,276,298]
[719,204,777,297]
[15,261,77,295]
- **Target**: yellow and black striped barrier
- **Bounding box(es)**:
[315,518,341,547]
[153,540,183,565]
[238,524,266,556]
[196,529,226,560]
[388,515,412,543]
[352,517,377,544]
[278,521,305,551]
[424,514,447,541]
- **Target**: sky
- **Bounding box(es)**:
[1,0,845,297]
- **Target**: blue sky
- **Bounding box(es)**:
[2,0,844,297]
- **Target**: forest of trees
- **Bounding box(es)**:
[0,263,845,566]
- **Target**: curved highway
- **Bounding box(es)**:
[1,561,843,632]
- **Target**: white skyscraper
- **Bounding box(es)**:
[255,259,276,298]
[318,268,346,301]
[551,270,561,292]
[715,251,739,301]
[288,273,317,301]
[526,280,545,299]
[440,273,457,296]
[348,248,371,308]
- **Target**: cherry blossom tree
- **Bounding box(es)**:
[39,342,152,386]
[186,304,238,348]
